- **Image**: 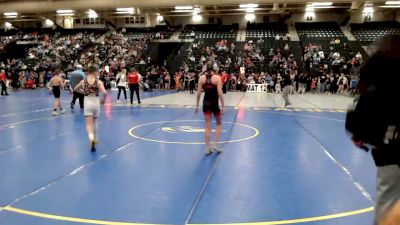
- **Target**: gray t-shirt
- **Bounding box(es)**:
[70,69,86,89]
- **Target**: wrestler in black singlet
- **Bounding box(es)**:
[203,74,220,115]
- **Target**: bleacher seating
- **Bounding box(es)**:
[296,22,345,38]
[296,22,347,51]
[246,23,288,53]
[180,24,238,40]
[246,23,287,39]
[350,21,400,43]
[122,26,173,40]
[295,22,361,74]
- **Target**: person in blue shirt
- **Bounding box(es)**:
[45,71,53,85]
[69,65,86,110]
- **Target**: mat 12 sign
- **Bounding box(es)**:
[247,84,268,92]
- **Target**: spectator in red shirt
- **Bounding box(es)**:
[0,69,9,96]
[221,71,229,94]
[127,67,141,104]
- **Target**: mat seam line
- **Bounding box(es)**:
[293,115,375,204]
[184,92,246,225]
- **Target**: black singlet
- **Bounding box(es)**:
[203,74,220,114]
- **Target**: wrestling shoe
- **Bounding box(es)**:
[212,143,223,153]
[205,146,212,155]
[90,140,97,152]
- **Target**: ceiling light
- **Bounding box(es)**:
[363,7,373,14]
[245,13,256,21]
[240,4,259,8]
[116,7,134,11]
[88,9,98,18]
[172,10,195,13]
[116,7,134,14]
[305,12,315,17]
[385,1,400,4]
[312,6,335,9]
[175,6,193,10]
[157,15,164,23]
[246,8,255,13]
[3,12,18,16]
[115,11,134,14]
[380,5,400,7]
[192,14,202,22]
[45,19,54,26]
[5,22,12,28]
[57,13,74,16]
[311,2,333,6]
[56,9,73,14]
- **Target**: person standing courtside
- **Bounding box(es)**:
[116,68,128,102]
[0,69,9,96]
[221,70,229,94]
[196,67,225,155]
[345,35,400,225]
[128,67,141,105]
[70,65,85,111]
[282,72,292,107]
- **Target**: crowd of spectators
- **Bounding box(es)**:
[0,30,103,90]
[300,39,362,95]
[0,26,361,96]
[0,30,42,51]
[79,32,149,71]
[154,38,300,94]
[24,31,100,71]
[76,31,152,88]
[153,35,358,96]
[0,35,19,51]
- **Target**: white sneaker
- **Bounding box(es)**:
[212,143,223,153]
[52,111,59,116]
[205,146,212,155]
[59,108,65,114]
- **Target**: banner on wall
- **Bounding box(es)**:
[246,84,268,92]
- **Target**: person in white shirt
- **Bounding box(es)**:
[212,61,219,72]
[337,74,348,94]
[116,69,128,102]
[284,44,290,51]
[356,52,363,61]
[318,50,325,59]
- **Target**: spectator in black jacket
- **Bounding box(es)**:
[346,35,400,225]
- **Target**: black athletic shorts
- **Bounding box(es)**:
[203,103,221,115]
[53,86,61,98]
